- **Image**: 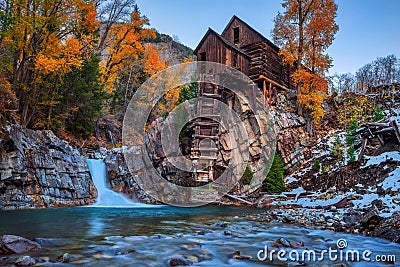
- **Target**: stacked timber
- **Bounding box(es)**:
[241,41,292,89]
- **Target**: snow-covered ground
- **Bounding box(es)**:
[388,107,400,123]
[278,152,400,217]
[363,151,400,168]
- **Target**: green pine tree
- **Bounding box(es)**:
[57,57,105,138]
[372,105,385,122]
[177,82,198,105]
[348,145,356,162]
[312,159,321,172]
[345,119,358,146]
[240,165,254,185]
[263,154,285,193]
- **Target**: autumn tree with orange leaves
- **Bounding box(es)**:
[0,0,100,128]
[273,0,338,127]
[107,42,167,121]
[143,44,166,77]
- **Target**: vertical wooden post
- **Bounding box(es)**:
[269,82,273,106]
[263,79,267,108]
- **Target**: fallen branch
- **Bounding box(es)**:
[224,194,255,205]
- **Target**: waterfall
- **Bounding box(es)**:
[86,159,139,207]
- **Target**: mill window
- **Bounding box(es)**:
[200,52,206,61]
[233,27,239,44]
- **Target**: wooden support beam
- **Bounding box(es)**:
[194,121,220,126]
[259,74,290,91]
[376,134,385,146]
[193,134,219,139]
[201,93,222,98]
[197,156,218,160]
[269,82,272,106]
[366,122,389,127]
[367,126,384,146]
[263,79,267,108]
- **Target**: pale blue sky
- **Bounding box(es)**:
[136,0,400,75]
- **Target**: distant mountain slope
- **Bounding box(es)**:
[146,31,193,65]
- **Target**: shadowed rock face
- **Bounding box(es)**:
[113,90,309,198]
[0,125,97,210]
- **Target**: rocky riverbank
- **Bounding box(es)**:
[244,206,400,244]
[209,192,400,244]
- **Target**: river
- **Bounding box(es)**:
[0,206,399,266]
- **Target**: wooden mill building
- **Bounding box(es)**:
[194,16,296,92]
[190,15,296,183]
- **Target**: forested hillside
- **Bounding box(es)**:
[0,0,192,143]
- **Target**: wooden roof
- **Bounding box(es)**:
[221,15,280,52]
[194,28,251,58]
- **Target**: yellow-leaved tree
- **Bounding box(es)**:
[99,6,156,94]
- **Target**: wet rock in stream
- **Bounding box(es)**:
[229,250,252,260]
[168,255,193,266]
[0,235,41,255]
[57,252,71,263]
[14,256,36,266]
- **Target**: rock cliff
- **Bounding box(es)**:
[140,90,311,194]
[0,125,96,209]
[272,91,312,174]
